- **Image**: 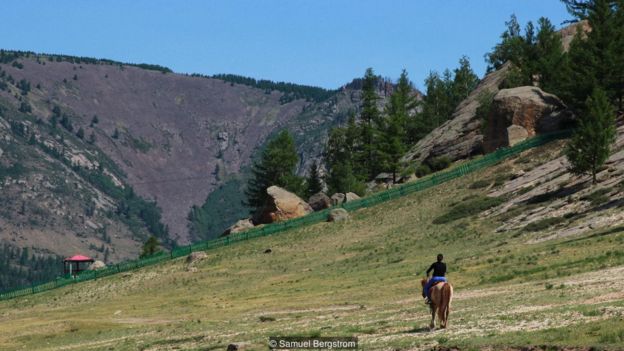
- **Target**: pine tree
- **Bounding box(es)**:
[379,69,416,181]
[451,56,480,108]
[565,88,616,183]
[76,127,85,139]
[139,236,161,258]
[563,0,622,109]
[532,17,566,94]
[245,130,303,212]
[324,127,364,195]
[305,161,323,197]
[356,68,381,180]
[486,14,526,71]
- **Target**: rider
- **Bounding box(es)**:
[422,254,447,304]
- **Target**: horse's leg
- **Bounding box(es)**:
[430,305,435,330]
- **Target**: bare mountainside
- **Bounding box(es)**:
[0,53,378,242]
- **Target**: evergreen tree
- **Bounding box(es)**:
[245,130,303,211]
[486,14,526,71]
[532,17,566,94]
[565,88,617,183]
[139,236,162,258]
[379,69,415,181]
[324,126,364,195]
[305,161,323,197]
[562,0,623,109]
[76,127,85,139]
[355,68,381,180]
[451,56,480,108]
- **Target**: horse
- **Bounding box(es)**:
[421,278,453,329]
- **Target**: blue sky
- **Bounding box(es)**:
[2,1,571,89]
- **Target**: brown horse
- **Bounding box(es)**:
[421,278,453,329]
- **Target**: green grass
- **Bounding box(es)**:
[581,187,613,207]
[433,195,506,224]
[0,144,623,350]
[523,216,567,232]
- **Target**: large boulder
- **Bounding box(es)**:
[328,208,349,222]
[222,218,254,236]
[256,186,313,224]
[308,192,332,211]
[483,86,572,152]
[345,192,361,202]
[330,193,346,206]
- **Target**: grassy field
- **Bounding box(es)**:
[1,145,624,351]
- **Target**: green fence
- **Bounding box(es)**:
[0,130,572,301]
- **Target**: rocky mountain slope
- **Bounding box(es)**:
[0,52,398,244]
[0,96,146,288]
[0,51,418,290]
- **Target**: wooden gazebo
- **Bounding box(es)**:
[63,255,94,276]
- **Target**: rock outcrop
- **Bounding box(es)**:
[483,86,572,152]
[330,192,361,206]
[308,192,332,211]
[328,208,350,222]
[401,63,512,165]
[88,260,106,270]
[255,186,313,224]
[345,192,361,202]
[222,218,255,236]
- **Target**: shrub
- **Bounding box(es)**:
[469,179,491,189]
[433,196,505,224]
[414,164,431,177]
[523,216,565,232]
[476,90,496,133]
[581,188,612,207]
[426,156,451,172]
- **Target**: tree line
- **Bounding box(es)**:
[211,73,337,103]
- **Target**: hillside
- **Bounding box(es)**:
[0,51,394,244]
[2,134,623,350]
[0,96,148,291]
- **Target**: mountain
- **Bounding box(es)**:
[0,50,419,290]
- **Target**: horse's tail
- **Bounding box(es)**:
[438,283,452,326]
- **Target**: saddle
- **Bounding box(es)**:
[428,280,445,293]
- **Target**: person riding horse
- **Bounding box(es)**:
[422,254,447,304]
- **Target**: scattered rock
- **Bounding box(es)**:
[186,251,207,265]
[484,86,573,152]
[345,192,361,202]
[222,218,254,236]
[308,192,332,211]
[88,260,106,270]
[330,193,346,206]
[255,186,313,224]
[328,208,349,222]
[113,310,122,315]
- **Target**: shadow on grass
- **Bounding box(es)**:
[402,326,431,334]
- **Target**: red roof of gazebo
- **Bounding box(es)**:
[64,255,94,262]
